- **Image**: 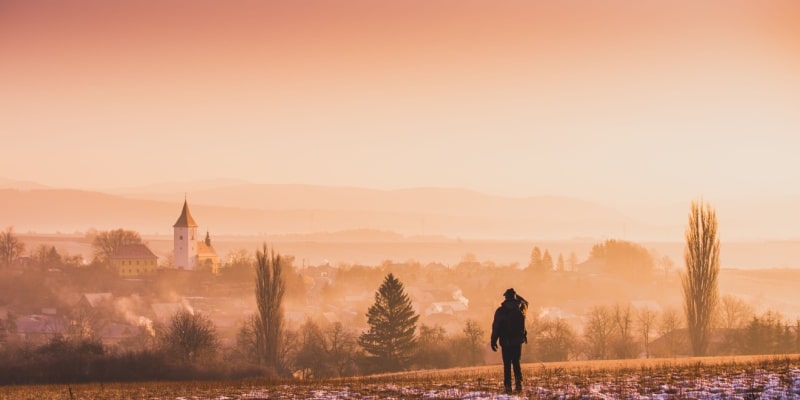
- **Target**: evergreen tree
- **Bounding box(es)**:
[527,246,543,272]
[568,252,578,272]
[556,253,565,272]
[542,250,554,271]
[358,273,419,372]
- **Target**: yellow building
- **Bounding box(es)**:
[197,231,221,274]
[110,244,158,277]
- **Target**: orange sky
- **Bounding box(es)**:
[2,1,800,211]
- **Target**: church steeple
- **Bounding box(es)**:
[204,231,211,246]
[173,198,199,270]
[173,199,199,228]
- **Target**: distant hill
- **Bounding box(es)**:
[0,186,642,239]
[0,178,50,190]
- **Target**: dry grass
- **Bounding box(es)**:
[346,353,800,383]
[2,354,799,399]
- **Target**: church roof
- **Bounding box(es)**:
[173,200,199,228]
[110,244,158,260]
[197,242,218,257]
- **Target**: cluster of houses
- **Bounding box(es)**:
[1,291,252,349]
[0,200,487,349]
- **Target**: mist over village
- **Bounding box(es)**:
[3,1,800,398]
[2,182,800,387]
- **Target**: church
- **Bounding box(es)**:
[173,199,220,273]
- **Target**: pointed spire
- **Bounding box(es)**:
[173,199,199,228]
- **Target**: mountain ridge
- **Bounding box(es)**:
[0,185,642,240]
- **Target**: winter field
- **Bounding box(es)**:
[3,355,799,400]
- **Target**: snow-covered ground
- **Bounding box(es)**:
[174,367,800,399]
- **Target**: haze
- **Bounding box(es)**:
[2,1,800,219]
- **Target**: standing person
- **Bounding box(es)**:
[491,288,528,394]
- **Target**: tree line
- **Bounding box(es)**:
[1,199,799,383]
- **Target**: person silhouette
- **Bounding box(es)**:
[490,288,528,394]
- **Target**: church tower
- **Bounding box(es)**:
[173,199,199,270]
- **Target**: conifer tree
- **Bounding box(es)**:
[358,273,419,372]
[556,253,565,272]
[527,246,543,272]
[542,250,554,271]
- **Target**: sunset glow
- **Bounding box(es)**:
[2,1,800,238]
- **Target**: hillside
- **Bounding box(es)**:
[0,187,642,239]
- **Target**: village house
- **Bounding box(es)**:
[110,243,158,277]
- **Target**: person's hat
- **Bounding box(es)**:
[503,288,516,298]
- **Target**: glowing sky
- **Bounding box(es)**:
[2,1,800,208]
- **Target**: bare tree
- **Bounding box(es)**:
[161,310,219,363]
[293,319,327,379]
[91,228,142,263]
[583,305,616,360]
[657,308,685,357]
[716,294,755,354]
[462,319,485,366]
[716,294,754,330]
[0,226,25,267]
[612,304,636,358]
[636,307,658,358]
[414,324,449,369]
[254,243,285,371]
[324,322,360,377]
[682,200,720,356]
[535,318,576,362]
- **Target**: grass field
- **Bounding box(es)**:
[3,354,799,399]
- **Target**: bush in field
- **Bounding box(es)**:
[161,310,219,363]
[535,318,577,362]
[282,320,362,379]
[293,319,328,378]
[738,311,798,355]
[413,324,453,369]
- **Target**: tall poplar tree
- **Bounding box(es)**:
[358,273,419,372]
[254,243,285,371]
[682,199,720,356]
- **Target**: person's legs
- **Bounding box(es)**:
[510,344,523,392]
[501,345,512,392]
